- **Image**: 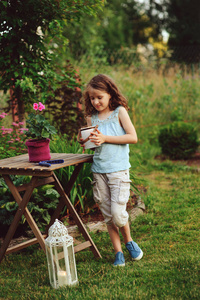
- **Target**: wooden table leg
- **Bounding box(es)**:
[0,177,38,263]
[46,163,84,232]
[2,175,46,252]
[52,172,102,259]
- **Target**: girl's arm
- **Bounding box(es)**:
[90,107,137,145]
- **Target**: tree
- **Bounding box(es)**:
[62,0,161,58]
[166,0,200,62]
[0,0,103,122]
[148,0,200,63]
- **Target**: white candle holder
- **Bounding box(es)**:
[80,126,100,149]
[45,219,78,288]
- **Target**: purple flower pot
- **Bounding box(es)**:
[25,138,51,162]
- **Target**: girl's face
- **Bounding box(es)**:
[88,87,111,114]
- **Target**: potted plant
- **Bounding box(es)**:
[25,102,57,162]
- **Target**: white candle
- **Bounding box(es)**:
[57,270,68,286]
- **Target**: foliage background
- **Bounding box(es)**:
[0,1,200,298]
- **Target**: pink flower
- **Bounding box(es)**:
[19,128,29,133]
[12,122,19,127]
[4,128,13,133]
[19,122,24,125]
[0,112,8,118]
[20,128,28,131]
[33,103,38,110]
[38,102,45,111]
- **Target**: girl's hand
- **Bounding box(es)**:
[79,138,85,153]
[89,129,106,146]
[77,131,85,153]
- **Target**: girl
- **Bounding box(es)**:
[81,74,143,266]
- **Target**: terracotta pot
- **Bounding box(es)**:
[25,138,51,162]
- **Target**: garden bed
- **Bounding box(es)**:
[0,191,145,247]
[155,152,200,169]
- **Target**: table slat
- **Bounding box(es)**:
[0,153,93,176]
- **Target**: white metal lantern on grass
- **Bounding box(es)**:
[45,219,78,288]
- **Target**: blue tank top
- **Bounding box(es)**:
[91,106,131,173]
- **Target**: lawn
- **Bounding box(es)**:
[0,155,199,300]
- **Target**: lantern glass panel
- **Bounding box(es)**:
[68,244,77,283]
[52,246,65,272]
[46,245,54,285]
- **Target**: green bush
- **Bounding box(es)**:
[158,121,199,160]
[0,176,60,236]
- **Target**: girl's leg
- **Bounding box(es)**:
[107,222,122,254]
[107,221,132,252]
[120,221,143,260]
[119,221,132,244]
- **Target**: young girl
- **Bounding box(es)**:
[80,74,143,266]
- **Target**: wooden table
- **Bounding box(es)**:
[0,153,101,263]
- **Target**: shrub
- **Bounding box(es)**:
[0,176,60,236]
[0,112,27,158]
[158,121,199,160]
[45,69,85,138]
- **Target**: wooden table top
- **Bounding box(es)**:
[0,153,93,177]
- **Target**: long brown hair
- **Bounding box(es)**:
[83,74,129,117]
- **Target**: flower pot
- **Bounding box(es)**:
[25,138,51,162]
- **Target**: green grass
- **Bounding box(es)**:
[0,161,199,299]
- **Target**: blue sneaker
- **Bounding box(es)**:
[126,241,143,260]
[113,251,125,267]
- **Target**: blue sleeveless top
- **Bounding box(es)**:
[91,106,131,173]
